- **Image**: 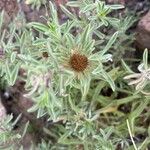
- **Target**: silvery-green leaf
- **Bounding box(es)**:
[67,1,82,7]
[109,4,124,10]
[143,49,148,70]
[101,69,115,91]
[60,5,76,20]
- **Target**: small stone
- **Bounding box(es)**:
[0,0,18,17]
[0,99,6,121]
[20,1,31,13]
[0,0,18,27]
[136,11,150,50]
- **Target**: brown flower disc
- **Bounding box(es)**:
[42,52,49,58]
[69,53,88,72]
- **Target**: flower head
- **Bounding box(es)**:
[124,64,150,95]
[124,49,150,95]
[53,25,116,97]
[24,70,52,97]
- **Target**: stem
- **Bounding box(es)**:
[126,119,138,150]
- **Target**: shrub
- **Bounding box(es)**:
[0,1,150,149]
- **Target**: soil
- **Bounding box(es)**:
[20,0,48,24]
[0,0,18,16]
[0,0,18,26]
[125,0,150,16]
